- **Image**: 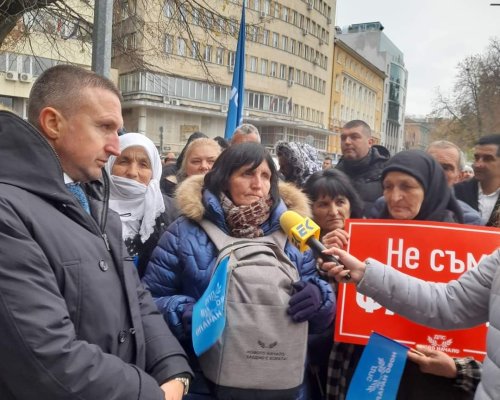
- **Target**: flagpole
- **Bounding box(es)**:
[224,3,246,141]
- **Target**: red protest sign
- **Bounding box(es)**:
[334,219,500,361]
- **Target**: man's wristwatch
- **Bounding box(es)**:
[172,375,190,395]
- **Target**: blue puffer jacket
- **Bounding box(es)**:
[143,175,335,341]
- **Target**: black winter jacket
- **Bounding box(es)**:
[0,111,192,400]
[336,145,390,213]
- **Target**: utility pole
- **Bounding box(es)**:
[92,0,113,78]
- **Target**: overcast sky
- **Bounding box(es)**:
[335,0,499,116]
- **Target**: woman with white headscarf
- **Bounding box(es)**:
[105,132,179,277]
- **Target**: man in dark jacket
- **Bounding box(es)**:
[0,65,192,400]
[453,134,500,227]
[335,120,390,213]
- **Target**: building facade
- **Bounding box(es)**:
[338,22,408,155]
[329,37,385,158]
[404,117,431,151]
[113,0,337,154]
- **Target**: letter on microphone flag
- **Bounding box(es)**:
[192,256,229,356]
[346,332,408,400]
[224,4,246,141]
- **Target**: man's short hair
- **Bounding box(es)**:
[232,124,261,141]
[342,120,372,137]
[476,134,500,156]
[426,140,465,170]
[324,156,332,161]
[27,64,122,129]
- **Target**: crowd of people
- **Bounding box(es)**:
[0,64,498,400]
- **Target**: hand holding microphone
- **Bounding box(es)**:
[279,210,351,281]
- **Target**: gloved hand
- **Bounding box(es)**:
[287,281,323,323]
[181,302,194,336]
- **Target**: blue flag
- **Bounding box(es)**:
[346,332,409,400]
[192,256,229,356]
[223,4,246,141]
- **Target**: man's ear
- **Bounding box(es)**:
[368,137,374,147]
[38,107,64,141]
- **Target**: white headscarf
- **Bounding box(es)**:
[105,133,165,243]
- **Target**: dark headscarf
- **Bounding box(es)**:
[381,150,464,223]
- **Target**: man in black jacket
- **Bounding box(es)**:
[335,120,390,213]
[0,65,192,399]
[454,134,500,226]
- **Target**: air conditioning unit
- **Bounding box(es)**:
[318,39,324,46]
[163,96,171,104]
[5,71,18,81]
[171,99,181,106]
[302,29,308,36]
[19,73,33,83]
[326,17,332,25]
[220,105,228,113]
[228,65,235,73]
[307,3,313,10]
[287,79,294,87]
[313,58,318,65]
[259,11,266,19]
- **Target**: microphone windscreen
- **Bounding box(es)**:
[279,210,304,234]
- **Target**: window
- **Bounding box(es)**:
[165,35,173,53]
[281,35,288,51]
[290,39,296,54]
[260,59,268,75]
[279,64,286,79]
[282,7,289,21]
[272,32,279,48]
[291,10,297,25]
[263,0,270,14]
[261,29,269,46]
[163,0,174,18]
[227,51,235,66]
[270,62,277,77]
[274,3,280,18]
[249,56,258,72]
[204,45,212,62]
[216,47,224,64]
[177,37,186,56]
[191,41,199,58]
[192,8,199,25]
[253,0,260,11]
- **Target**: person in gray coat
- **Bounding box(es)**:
[322,242,500,400]
[0,65,192,400]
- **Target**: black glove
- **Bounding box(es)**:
[287,281,322,323]
[182,302,194,336]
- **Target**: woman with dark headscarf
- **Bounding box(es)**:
[368,150,464,223]
[275,141,322,188]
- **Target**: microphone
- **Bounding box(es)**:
[279,210,350,280]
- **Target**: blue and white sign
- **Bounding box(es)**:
[346,332,409,400]
[192,256,229,356]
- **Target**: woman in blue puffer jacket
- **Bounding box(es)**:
[143,143,335,399]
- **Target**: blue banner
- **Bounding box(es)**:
[223,4,246,141]
[192,256,229,356]
[346,332,409,400]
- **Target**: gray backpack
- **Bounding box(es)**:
[198,220,308,398]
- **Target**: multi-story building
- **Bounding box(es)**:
[338,21,408,155]
[329,36,385,159]
[114,0,337,153]
[0,2,95,116]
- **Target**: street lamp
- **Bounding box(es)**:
[159,126,164,152]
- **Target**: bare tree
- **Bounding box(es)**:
[432,38,500,148]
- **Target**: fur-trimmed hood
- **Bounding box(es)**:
[175,174,311,223]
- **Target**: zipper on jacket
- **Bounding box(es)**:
[102,233,111,251]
